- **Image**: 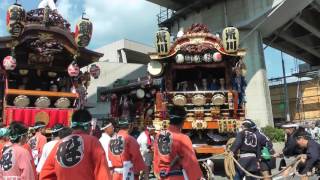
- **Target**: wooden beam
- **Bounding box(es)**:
[6,89,78,98]
[194,145,225,154]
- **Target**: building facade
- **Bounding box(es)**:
[84,39,154,119]
[270,64,320,125]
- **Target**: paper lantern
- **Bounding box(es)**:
[213,52,222,62]
[184,55,192,63]
[3,56,17,70]
[203,53,212,62]
[89,64,101,79]
[75,17,93,47]
[222,27,239,53]
[192,55,201,63]
[155,27,170,55]
[6,3,25,37]
[68,62,80,77]
[175,54,184,64]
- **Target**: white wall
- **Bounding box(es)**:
[95,40,125,63]
[95,39,155,63]
[84,62,147,118]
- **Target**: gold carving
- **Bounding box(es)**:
[192,120,207,130]
[38,33,54,41]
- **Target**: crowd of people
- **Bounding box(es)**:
[0,108,319,180]
[231,120,320,180]
[0,107,203,180]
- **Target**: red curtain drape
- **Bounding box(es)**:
[4,107,73,128]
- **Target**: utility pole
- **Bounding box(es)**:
[281,51,291,122]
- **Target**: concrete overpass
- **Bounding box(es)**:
[149,0,320,65]
[146,0,320,127]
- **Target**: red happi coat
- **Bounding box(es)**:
[153,125,203,180]
[108,130,146,180]
[22,143,37,180]
[0,143,3,156]
[0,141,11,159]
[28,132,47,164]
[39,130,111,180]
[0,142,12,159]
[0,144,35,180]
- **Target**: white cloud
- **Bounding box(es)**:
[57,0,82,30]
[82,0,159,48]
[0,0,160,49]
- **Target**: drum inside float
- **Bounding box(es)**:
[211,94,225,106]
[13,95,30,107]
[173,94,187,106]
[35,96,51,108]
[55,98,71,108]
[136,89,145,99]
[192,94,206,106]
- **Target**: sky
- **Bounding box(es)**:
[0,0,303,79]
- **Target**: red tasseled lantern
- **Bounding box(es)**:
[68,62,80,77]
[89,64,100,79]
[3,56,17,70]
[75,17,93,47]
[213,52,222,62]
[6,3,25,37]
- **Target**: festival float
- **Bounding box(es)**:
[148,24,247,177]
[0,3,102,128]
[100,76,161,131]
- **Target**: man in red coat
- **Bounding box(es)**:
[108,119,146,180]
[0,122,35,180]
[28,121,47,166]
[153,106,203,180]
[39,109,111,180]
[0,127,10,158]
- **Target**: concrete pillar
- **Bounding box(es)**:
[121,49,127,63]
[241,30,273,127]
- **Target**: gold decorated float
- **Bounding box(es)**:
[0,2,102,128]
[149,24,247,154]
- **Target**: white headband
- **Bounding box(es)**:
[32,124,46,130]
[147,126,155,130]
[101,123,112,130]
[51,127,64,133]
[282,124,299,128]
